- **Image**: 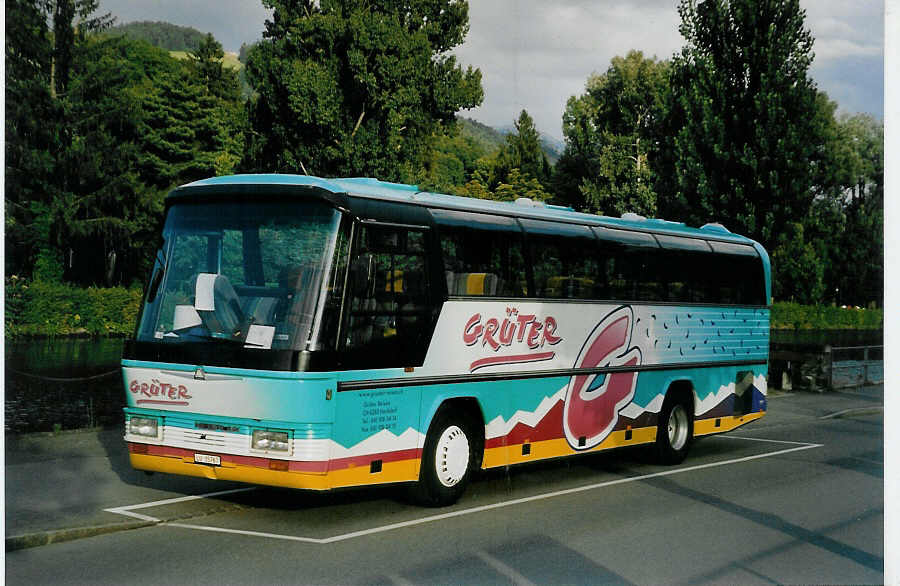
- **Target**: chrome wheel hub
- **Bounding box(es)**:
[667,404,689,451]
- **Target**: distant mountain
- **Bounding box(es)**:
[459,117,562,164]
[108,21,209,52]
[457,116,506,153]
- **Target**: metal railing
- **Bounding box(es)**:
[826,345,884,389]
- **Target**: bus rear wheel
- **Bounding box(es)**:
[655,394,693,464]
[411,407,478,507]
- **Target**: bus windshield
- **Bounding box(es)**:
[136,199,342,354]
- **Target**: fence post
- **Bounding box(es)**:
[863,346,869,386]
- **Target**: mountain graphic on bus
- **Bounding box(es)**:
[563,306,642,450]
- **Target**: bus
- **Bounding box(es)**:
[122,174,770,506]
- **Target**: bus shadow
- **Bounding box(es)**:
[94,431,772,522]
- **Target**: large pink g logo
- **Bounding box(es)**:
[563,306,641,450]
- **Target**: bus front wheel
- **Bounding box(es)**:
[411,407,478,507]
[655,393,693,464]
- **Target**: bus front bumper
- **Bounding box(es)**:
[128,443,420,490]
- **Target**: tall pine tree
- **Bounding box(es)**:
[662,0,823,247]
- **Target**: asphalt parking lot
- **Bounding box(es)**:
[5,386,885,584]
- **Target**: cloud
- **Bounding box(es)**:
[813,38,883,61]
[456,0,884,136]
[801,0,884,63]
[97,0,883,133]
[454,0,682,138]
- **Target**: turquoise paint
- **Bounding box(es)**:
[122,359,337,423]
[170,174,761,246]
[637,306,769,365]
[182,174,344,191]
[752,241,774,303]
[332,386,422,448]
[121,359,336,381]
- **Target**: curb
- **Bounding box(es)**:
[6,520,159,552]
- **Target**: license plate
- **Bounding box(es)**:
[194,453,221,466]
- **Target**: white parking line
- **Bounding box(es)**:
[474,550,537,586]
[104,439,822,545]
[104,487,256,522]
[722,435,821,446]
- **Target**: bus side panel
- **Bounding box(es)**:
[328,382,424,486]
[319,302,770,485]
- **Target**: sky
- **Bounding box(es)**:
[98,0,885,140]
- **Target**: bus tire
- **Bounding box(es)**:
[411,407,478,507]
[655,393,693,465]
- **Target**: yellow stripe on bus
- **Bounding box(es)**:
[482,426,658,469]
[129,454,420,491]
[693,411,765,436]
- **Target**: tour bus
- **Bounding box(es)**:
[122,174,770,506]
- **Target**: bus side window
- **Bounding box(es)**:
[520,219,597,299]
[654,234,713,303]
[708,241,766,305]
[593,226,660,303]
[434,210,527,297]
[344,223,432,367]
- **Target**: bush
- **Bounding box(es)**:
[5,277,143,337]
[771,302,883,330]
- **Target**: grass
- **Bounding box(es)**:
[170,50,242,69]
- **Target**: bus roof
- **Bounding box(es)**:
[176,174,756,245]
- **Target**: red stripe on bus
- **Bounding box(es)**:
[129,443,420,473]
[469,351,556,372]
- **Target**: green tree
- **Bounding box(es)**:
[51,37,182,285]
[6,2,246,286]
[55,36,247,285]
[771,222,824,304]
[458,168,552,202]
[5,0,58,277]
[662,0,822,247]
[188,33,241,101]
[493,168,551,202]
[457,110,551,201]
[805,109,883,306]
[417,121,487,194]
[555,51,668,216]
[495,110,550,186]
[51,0,114,95]
[243,0,483,180]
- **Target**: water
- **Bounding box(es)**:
[770,329,883,349]
[5,337,126,434]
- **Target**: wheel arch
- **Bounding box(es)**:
[663,378,697,418]
[420,396,485,466]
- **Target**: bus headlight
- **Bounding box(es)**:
[129,417,159,438]
[252,430,290,452]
